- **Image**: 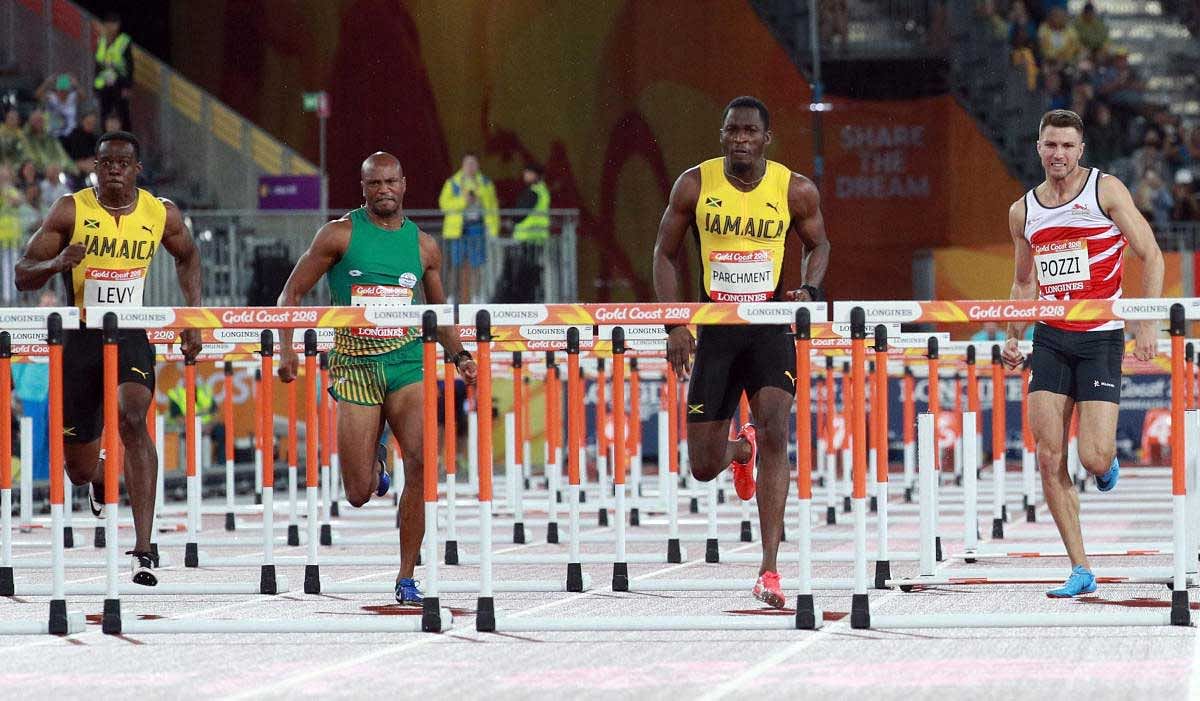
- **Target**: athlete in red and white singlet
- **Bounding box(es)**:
[1001,110,1164,599]
[1023,166,1126,332]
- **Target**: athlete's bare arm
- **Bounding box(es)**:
[418,231,476,386]
[1100,173,1163,361]
[276,219,351,382]
[653,168,701,379]
[1003,198,1035,369]
[159,199,203,360]
[14,195,81,291]
[782,173,829,301]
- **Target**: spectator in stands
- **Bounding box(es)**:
[1131,128,1166,181]
[1095,49,1145,116]
[93,12,133,131]
[22,111,72,175]
[1086,102,1125,168]
[62,110,99,184]
[1038,7,1082,64]
[39,164,70,210]
[1012,25,1040,91]
[438,153,499,304]
[1044,69,1070,110]
[1172,170,1200,221]
[15,160,38,191]
[820,0,849,53]
[0,108,26,166]
[1074,3,1109,53]
[17,181,40,233]
[1008,1,1039,48]
[35,73,79,140]
[1134,169,1172,231]
[496,163,550,303]
[978,0,1009,41]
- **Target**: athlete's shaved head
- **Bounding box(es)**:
[360,152,405,219]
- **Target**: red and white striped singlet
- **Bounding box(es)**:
[1023,167,1126,332]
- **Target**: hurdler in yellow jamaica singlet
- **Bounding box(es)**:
[693,157,792,302]
[67,187,165,315]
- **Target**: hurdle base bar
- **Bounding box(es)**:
[513,522,526,543]
[93,526,104,548]
[546,521,559,544]
[445,540,459,565]
[0,567,12,596]
[869,611,1173,629]
[120,612,454,635]
[488,614,822,633]
[317,576,593,595]
[613,562,629,591]
[287,525,300,547]
[740,520,752,542]
[320,523,333,546]
[457,551,685,566]
[850,593,870,629]
[628,577,856,592]
[0,610,85,635]
[185,542,199,568]
[874,560,892,590]
[667,538,681,564]
[705,538,719,563]
[260,565,278,595]
[102,598,121,634]
[8,578,292,597]
[225,512,236,531]
[566,562,584,592]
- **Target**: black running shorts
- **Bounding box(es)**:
[62,329,156,444]
[686,324,795,423]
[1028,323,1123,404]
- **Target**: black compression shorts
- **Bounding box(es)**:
[686,324,795,423]
[62,329,156,444]
[1028,323,1123,404]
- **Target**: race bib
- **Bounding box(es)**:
[83,267,145,307]
[709,250,774,302]
[349,283,414,338]
[1032,239,1089,294]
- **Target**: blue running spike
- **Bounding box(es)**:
[1046,565,1096,598]
[1096,458,1119,492]
[395,578,423,605]
[375,442,391,497]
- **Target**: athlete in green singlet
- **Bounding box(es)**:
[277,152,477,605]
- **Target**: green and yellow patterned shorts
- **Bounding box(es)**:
[328,343,425,405]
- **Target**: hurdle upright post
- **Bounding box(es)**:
[475,310,496,632]
[902,364,915,501]
[420,310,443,632]
[545,351,561,543]
[511,352,526,542]
[565,327,584,591]
[926,337,942,561]
[665,364,681,563]
[444,350,459,565]
[101,313,122,633]
[223,361,236,531]
[259,330,278,594]
[302,330,322,594]
[963,346,980,559]
[596,357,610,526]
[318,352,332,546]
[794,308,820,628]
[0,332,13,596]
[873,324,891,589]
[286,374,299,546]
[184,353,200,568]
[1169,303,1191,625]
[990,344,1006,539]
[611,327,629,591]
[825,356,838,521]
[849,307,870,629]
[1021,356,1036,521]
[47,313,68,634]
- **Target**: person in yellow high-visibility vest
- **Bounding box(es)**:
[496,163,550,302]
[438,153,498,303]
[93,13,133,130]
